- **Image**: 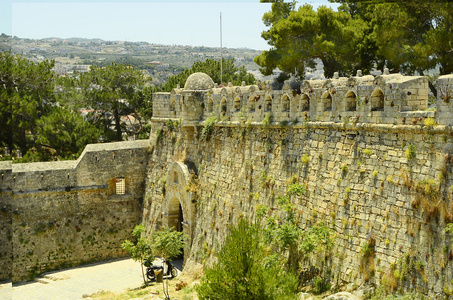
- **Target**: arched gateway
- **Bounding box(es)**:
[162,161,197,258]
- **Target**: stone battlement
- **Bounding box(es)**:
[153,72,453,126]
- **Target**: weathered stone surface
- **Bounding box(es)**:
[323,292,360,300]
[184,72,215,91]
[4,72,453,299]
[2,141,149,282]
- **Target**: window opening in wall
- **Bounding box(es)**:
[282,95,290,112]
[234,98,241,112]
[265,97,272,112]
[170,98,176,111]
[371,89,384,111]
[345,91,357,111]
[174,171,178,184]
[301,94,310,111]
[248,96,255,112]
[221,99,227,114]
[207,98,213,112]
[322,93,332,111]
[116,177,126,195]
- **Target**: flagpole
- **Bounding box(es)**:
[220,12,223,87]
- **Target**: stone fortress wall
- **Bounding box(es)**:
[0,140,149,282]
[145,72,453,297]
[3,68,453,298]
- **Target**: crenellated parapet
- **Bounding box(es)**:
[435,74,453,125]
[151,70,453,127]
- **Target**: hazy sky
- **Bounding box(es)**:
[2,0,339,50]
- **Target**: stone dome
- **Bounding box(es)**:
[184,72,215,90]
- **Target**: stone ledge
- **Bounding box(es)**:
[12,185,108,195]
[400,111,435,118]
[153,117,452,135]
[0,161,12,171]
[107,194,135,202]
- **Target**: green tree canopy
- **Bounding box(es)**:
[78,63,149,141]
[256,2,370,78]
[33,106,100,160]
[257,0,453,89]
[151,226,186,300]
[122,224,154,285]
[0,51,56,154]
[332,0,453,94]
[151,226,186,261]
[0,54,152,162]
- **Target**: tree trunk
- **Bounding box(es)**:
[162,258,170,300]
[113,107,122,141]
[320,57,335,79]
[428,81,437,98]
[419,70,437,98]
[140,259,146,285]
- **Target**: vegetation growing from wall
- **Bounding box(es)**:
[255,178,336,293]
[200,116,219,141]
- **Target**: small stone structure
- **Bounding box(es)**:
[1,141,148,282]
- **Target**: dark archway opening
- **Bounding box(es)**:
[177,203,183,233]
[167,198,185,260]
[175,203,184,260]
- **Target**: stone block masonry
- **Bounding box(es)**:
[3,70,453,299]
[1,140,149,282]
[145,119,453,297]
[142,72,453,297]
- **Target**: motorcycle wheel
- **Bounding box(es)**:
[146,268,155,281]
[170,267,178,278]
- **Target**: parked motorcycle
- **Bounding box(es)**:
[144,259,177,282]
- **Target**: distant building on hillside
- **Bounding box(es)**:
[52,64,91,76]
[147,61,169,69]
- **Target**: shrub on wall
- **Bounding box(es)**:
[201,115,218,141]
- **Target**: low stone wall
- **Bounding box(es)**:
[144,119,453,297]
[0,161,12,281]
[3,140,149,282]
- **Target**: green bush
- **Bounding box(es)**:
[196,219,299,300]
[313,275,331,294]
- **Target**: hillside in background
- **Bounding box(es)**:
[0,34,266,83]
